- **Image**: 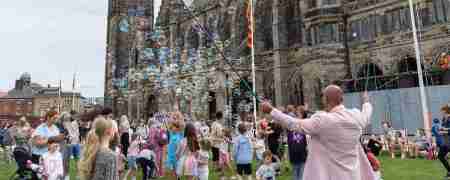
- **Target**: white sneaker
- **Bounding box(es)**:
[64,175,69,180]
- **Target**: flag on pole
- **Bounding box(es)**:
[246,0,254,48]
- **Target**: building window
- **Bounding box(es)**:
[322,0,336,6]
[432,0,447,23]
[256,0,274,51]
[368,15,377,40]
[314,26,320,44]
[308,0,317,8]
[419,6,432,27]
[392,10,401,32]
[305,29,312,45]
[445,0,450,21]
[386,13,393,34]
[361,18,369,41]
[285,0,303,47]
[319,23,336,43]
[350,20,361,41]
[400,8,411,30]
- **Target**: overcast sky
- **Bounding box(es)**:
[0,0,162,97]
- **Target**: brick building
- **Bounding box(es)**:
[0,73,82,121]
[0,73,39,118]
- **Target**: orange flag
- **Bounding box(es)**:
[246,0,253,48]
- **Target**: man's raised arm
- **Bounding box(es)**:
[262,102,323,135]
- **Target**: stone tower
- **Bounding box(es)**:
[105,0,154,119]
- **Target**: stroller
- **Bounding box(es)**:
[11,145,34,180]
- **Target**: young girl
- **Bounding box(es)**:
[78,117,118,180]
[254,132,266,164]
[148,119,167,177]
[176,123,200,180]
[126,134,140,180]
[197,140,210,180]
[233,123,253,180]
[217,128,236,180]
[256,151,279,180]
[41,140,64,180]
[166,113,184,179]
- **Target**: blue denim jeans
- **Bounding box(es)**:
[292,163,305,180]
[70,144,81,159]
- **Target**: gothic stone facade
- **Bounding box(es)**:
[105,0,450,119]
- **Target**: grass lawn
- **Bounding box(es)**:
[0,155,445,180]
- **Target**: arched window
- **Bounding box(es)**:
[398,56,420,88]
[283,0,303,47]
[256,0,273,51]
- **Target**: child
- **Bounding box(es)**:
[217,128,236,180]
[256,151,279,180]
[126,134,140,180]
[176,123,199,180]
[148,120,168,177]
[166,115,185,178]
[137,146,157,180]
[198,140,210,180]
[41,140,64,180]
[199,121,210,139]
[254,133,266,164]
[233,123,253,180]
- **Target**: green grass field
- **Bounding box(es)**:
[0,154,445,180]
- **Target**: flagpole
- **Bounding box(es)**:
[249,0,257,124]
[408,0,430,137]
[72,72,76,112]
[58,79,62,113]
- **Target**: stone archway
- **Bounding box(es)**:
[398,55,420,88]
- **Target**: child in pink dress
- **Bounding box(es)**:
[41,140,63,180]
[176,123,199,180]
[148,120,167,177]
[217,128,236,180]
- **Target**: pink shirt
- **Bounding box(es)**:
[128,141,140,157]
[271,103,376,180]
[42,151,63,180]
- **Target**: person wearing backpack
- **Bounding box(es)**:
[233,123,253,180]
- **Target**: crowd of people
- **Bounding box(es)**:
[2,85,449,180]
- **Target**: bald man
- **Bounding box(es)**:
[262,85,375,180]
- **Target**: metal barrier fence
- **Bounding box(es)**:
[344,84,450,134]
